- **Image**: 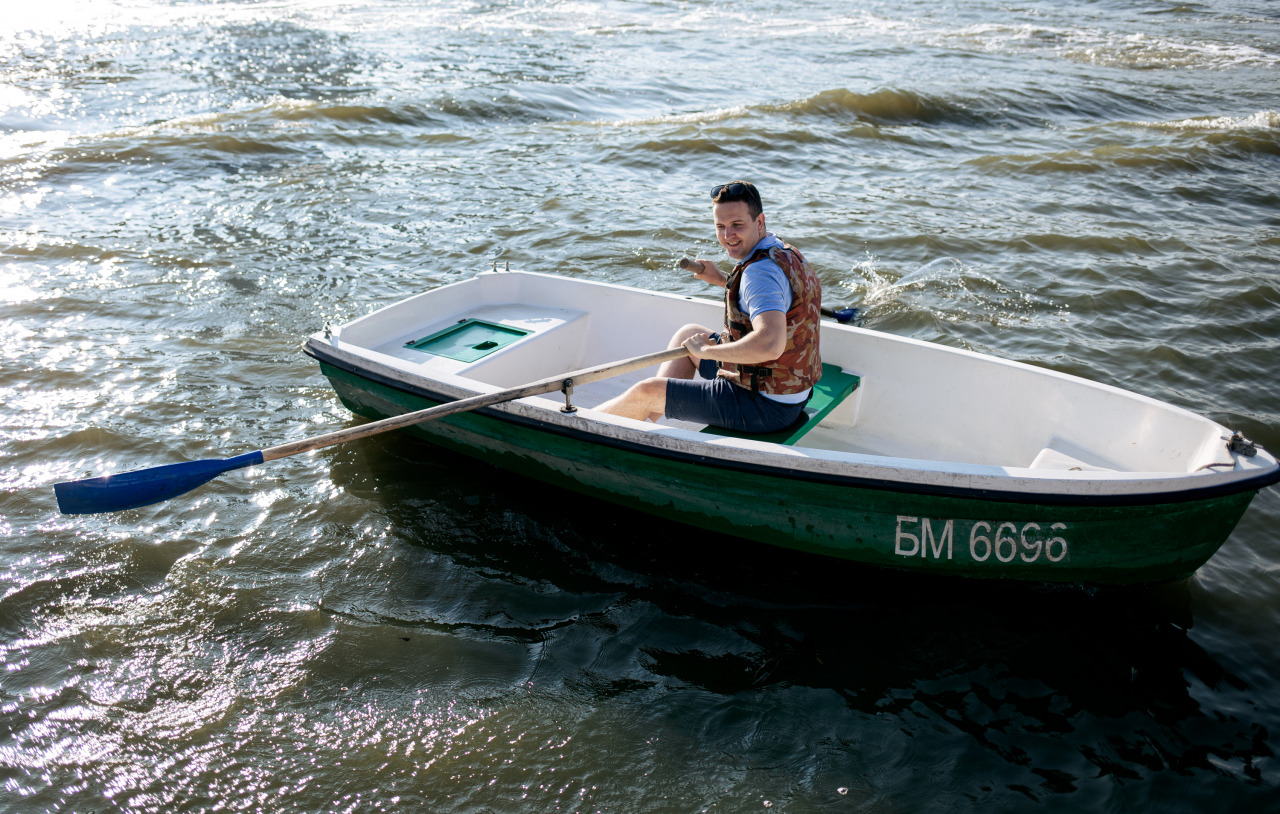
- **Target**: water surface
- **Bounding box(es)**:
[2,1,1279,810]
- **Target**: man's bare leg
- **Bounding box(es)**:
[598,323,713,421]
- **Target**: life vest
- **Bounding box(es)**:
[721,240,822,395]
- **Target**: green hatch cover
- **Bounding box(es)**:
[404,319,529,362]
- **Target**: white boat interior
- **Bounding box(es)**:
[322,270,1262,479]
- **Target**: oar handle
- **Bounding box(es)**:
[261,346,689,462]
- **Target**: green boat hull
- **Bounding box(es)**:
[317,361,1258,586]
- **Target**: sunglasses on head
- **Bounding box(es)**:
[711,183,757,211]
[706,181,752,198]
[710,182,752,199]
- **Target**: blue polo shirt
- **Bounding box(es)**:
[736,234,809,404]
[737,234,791,319]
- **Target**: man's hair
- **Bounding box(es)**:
[711,181,763,220]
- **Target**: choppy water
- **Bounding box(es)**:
[3,1,1279,810]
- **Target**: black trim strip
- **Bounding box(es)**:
[305,342,1280,508]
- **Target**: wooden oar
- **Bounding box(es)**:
[54,346,689,515]
[676,257,859,323]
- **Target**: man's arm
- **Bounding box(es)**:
[690,258,728,288]
[683,311,786,364]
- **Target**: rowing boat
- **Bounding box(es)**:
[303,269,1279,586]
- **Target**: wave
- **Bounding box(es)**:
[2,87,592,171]
[276,87,609,129]
[32,131,302,180]
[1134,111,1280,157]
[925,18,1280,71]
[966,146,1201,175]
[609,88,993,131]
[1,99,462,178]
[609,105,752,127]
[1135,110,1280,132]
[611,84,1184,134]
[1058,30,1279,71]
[230,96,558,133]
[273,100,443,128]
[964,110,1280,175]
[765,88,986,126]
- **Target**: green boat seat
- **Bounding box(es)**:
[699,364,861,446]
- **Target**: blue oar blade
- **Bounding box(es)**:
[54,451,265,515]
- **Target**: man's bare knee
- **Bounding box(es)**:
[670,323,712,346]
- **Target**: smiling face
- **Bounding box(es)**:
[714,200,766,261]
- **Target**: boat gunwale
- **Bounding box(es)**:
[304,338,1280,509]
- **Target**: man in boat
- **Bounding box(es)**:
[598,181,822,432]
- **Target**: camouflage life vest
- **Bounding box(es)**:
[721,240,822,395]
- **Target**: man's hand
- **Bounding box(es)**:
[682,331,719,359]
[686,258,728,288]
[682,311,787,364]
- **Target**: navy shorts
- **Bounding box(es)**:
[665,354,807,434]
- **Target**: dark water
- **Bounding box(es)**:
[3,1,1279,810]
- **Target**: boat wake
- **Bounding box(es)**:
[839,255,1062,337]
[846,256,972,313]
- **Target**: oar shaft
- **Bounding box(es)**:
[261,346,688,462]
[54,346,688,515]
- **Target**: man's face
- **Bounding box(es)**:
[714,200,765,261]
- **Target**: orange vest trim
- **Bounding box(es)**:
[721,241,823,395]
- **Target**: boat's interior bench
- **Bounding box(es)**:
[700,364,861,446]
